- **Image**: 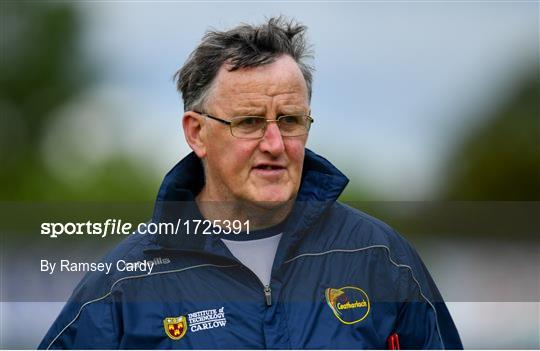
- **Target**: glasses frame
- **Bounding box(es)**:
[194,111,314,139]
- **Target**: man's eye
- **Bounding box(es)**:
[238,117,263,126]
[280,115,302,125]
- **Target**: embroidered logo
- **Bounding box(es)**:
[325,286,370,324]
[164,307,227,340]
[187,307,227,333]
[163,316,188,340]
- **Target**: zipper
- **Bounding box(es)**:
[234,261,273,307]
[232,263,273,307]
[212,239,275,307]
[239,264,273,307]
[264,285,272,306]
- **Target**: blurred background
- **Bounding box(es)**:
[0,1,538,349]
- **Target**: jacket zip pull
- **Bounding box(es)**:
[264,285,272,306]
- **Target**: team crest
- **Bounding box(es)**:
[163,316,188,340]
[325,286,370,324]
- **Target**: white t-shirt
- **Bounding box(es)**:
[221,233,282,286]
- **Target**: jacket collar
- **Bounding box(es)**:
[150,148,349,254]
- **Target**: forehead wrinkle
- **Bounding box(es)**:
[215,94,269,115]
[216,91,307,116]
[217,70,306,99]
[209,57,309,115]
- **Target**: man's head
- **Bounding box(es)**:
[175,17,314,210]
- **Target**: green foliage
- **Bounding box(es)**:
[0,2,157,201]
[443,72,540,200]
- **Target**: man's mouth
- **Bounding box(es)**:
[252,164,287,179]
[254,164,285,170]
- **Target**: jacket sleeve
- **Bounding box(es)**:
[392,235,463,350]
[37,233,148,349]
[37,273,121,349]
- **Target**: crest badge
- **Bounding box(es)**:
[325,286,370,324]
[163,316,188,340]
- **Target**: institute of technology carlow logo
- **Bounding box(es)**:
[325,286,370,324]
[163,316,187,340]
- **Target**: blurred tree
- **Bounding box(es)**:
[442,70,540,200]
[0,2,157,201]
[0,2,85,198]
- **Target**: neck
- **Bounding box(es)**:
[195,188,294,230]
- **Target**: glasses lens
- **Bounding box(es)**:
[278,115,310,136]
[231,116,266,138]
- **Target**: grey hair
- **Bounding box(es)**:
[174,16,314,112]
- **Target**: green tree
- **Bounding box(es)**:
[442,71,540,200]
[0,2,157,201]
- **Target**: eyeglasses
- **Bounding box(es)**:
[194,111,314,139]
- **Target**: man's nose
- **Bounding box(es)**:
[259,121,285,156]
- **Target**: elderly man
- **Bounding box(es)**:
[39,17,462,349]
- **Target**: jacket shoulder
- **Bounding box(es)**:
[318,201,417,259]
[38,232,155,349]
[75,231,156,300]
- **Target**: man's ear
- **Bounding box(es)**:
[183,111,207,158]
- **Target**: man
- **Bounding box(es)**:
[39,17,463,349]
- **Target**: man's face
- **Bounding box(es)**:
[197,55,310,206]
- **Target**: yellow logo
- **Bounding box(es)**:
[163,316,188,340]
[325,286,370,324]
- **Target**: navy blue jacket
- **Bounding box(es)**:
[39,149,462,349]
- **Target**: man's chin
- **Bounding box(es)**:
[246,192,295,210]
[253,199,290,210]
